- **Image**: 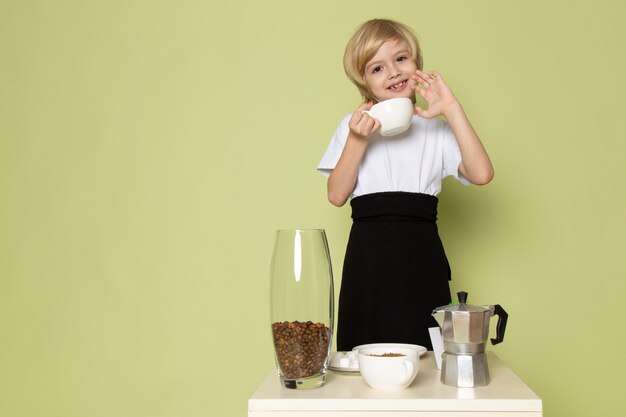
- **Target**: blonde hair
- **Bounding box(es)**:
[343,19,423,103]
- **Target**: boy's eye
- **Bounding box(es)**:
[372,66,382,73]
[397,56,408,62]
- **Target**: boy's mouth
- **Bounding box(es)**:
[387,80,408,92]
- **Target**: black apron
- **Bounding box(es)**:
[337,192,452,351]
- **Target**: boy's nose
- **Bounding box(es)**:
[388,66,401,79]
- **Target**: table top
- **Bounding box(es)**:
[249,352,542,412]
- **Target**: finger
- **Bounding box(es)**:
[414,86,427,98]
[413,71,431,87]
[366,114,381,132]
[356,114,376,133]
[429,71,441,79]
[350,111,364,125]
[359,111,374,123]
[429,72,444,85]
[357,102,374,112]
[372,119,381,132]
[364,117,376,132]
[415,106,433,119]
[415,69,431,82]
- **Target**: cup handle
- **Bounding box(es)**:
[398,360,415,385]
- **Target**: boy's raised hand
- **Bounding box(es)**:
[411,70,458,119]
[348,103,380,139]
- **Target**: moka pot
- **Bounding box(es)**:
[432,291,508,387]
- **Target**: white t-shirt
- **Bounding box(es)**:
[317,114,470,197]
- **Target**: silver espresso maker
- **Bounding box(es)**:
[432,291,508,387]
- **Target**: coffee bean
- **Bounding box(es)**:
[272,321,331,379]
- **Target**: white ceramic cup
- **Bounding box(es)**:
[363,97,414,137]
[353,343,426,391]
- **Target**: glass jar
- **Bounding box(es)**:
[269,229,334,389]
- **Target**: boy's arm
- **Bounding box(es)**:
[444,102,494,185]
[327,105,379,206]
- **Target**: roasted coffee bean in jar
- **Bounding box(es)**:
[272,320,331,379]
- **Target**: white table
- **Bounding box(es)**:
[249,352,542,416]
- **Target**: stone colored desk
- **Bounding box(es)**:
[249,352,542,416]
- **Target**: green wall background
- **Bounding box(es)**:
[1,0,625,416]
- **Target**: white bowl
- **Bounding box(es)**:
[353,343,427,390]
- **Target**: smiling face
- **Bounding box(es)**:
[362,38,417,103]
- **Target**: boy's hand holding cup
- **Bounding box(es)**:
[349,103,381,140]
[352,98,414,138]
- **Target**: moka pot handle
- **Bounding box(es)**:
[490,304,508,345]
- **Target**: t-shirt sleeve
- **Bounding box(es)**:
[441,120,472,185]
[317,114,351,177]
